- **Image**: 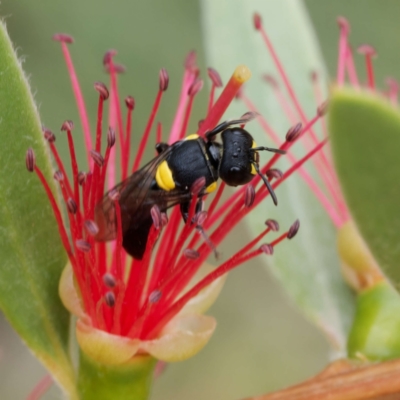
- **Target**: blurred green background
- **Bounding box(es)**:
[1,0,400,399]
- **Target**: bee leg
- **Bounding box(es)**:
[179,199,204,224]
[155,142,169,154]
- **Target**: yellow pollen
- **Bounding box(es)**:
[233,65,252,84]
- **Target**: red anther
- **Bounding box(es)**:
[207,67,223,87]
[317,101,329,117]
[357,44,376,57]
[78,171,87,186]
[188,78,203,96]
[61,120,74,131]
[103,273,116,288]
[103,49,117,66]
[43,128,56,142]
[105,63,126,74]
[266,169,283,180]
[53,170,64,182]
[149,290,162,304]
[194,211,208,226]
[285,122,303,142]
[25,148,35,172]
[183,249,200,260]
[107,127,116,148]
[198,119,204,129]
[90,150,104,167]
[190,177,206,195]
[184,51,197,71]
[287,219,300,239]
[260,243,274,255]
[265,219,279,232]
[104,291,116,307]
[150,205,162,229]
[67,197,77,214]
[125,96,135,110]
[253,13,262,30]
[84,220,99,236]
[262,74,279,88]
[53,33,74,44]
[76,239,91,252]
[108,189,120,201]
[310,71,318,82]
[161,212,168,227]
[159,68,169,91]
[94,81,109,100]
[336,16,350,34]
[244,185,256,208]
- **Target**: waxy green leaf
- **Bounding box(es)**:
[0,21,75,395]
[201,0,354,354]
[329,87,400,286]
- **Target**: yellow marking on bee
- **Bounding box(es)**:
[155,160,175,191]
[205,181,218,193]
[185,133,199,140]
[250,164,257,175]
[251,140,258,175]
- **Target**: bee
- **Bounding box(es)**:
[95,114,285,259]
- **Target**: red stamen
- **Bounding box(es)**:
[179,79,203,139]
[198,65,251,136]
[26,375,53,400]
[336,17,350,86]
[358,44,376,90]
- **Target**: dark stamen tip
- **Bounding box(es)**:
[161,212,169,227]
[244,185,256,208]
[285,122,303,142]
[198,119,204,129]
[53,170,64,182]
[194,211,208,226]
[43,127,56,142]
[159,68,169,91]
[53,33,74,44]
[310,71,318,82]
[357,44,377,57]
[107,127,116,148]
[103,273,116,288]
[125,96,135,110]
[262,74,278,88]
[184,248,200,260]
[317,101,329,117]
[25,148,36,172]
[94,81,109,100]
[266,169,283,180]
[190,177,206,195]
[151,205,162,229]
[336,16,350,33]
[253,13,262,30]
[207,67,223,87]
[265,219,279,232]
[76,239,91,252]
[67,198,78,214]
[287,219,300,239]
[105,63,126,74]
[84,220,99,236]
[188,78,204,96]
[184,51,197,71]
[260,243,274,255]
[104,291,115,307]
[90,150,104,167]
[149,290,162,304]
[103,49,117,66]
[61,120,74,132]
[108,189,120,201]
[78,171,87,186]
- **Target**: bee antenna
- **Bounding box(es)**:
[252,162,278,206]
[250,146,286,155]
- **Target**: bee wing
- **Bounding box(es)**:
[95,141,190,241]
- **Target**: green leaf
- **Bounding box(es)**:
[329,87,400,286]
[200,0,354,353]
[0,21,76,395]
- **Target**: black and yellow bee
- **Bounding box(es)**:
[95,115,285,259]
